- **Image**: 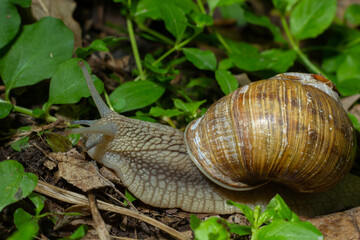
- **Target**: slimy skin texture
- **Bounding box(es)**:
[72,63,360,217]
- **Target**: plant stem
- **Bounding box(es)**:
[214,29,231,53]
[12,105,57,122]
[137,23,174,45]
[127,17,145,80]
[281,16,329,78]
[196,0,206,14]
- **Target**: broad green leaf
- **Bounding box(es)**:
[272,0,299,14]
[336,52,360,96]
[7,219,39,240]
[110,80,165,113]
[173,98,206,118]
[215,69,239,95]
[244,7,286,43]
[0,17,74,99]
[345,4,360,26]
[183,48,217,71]
[14,208,34,229]
[149,106,183,117]
[227,200,254,224]
[10,136,30,152]
[47,58,104,107]
[193,217,230,240]
[348,113,360,132]
[260,49,297,72]
[0,0,21,49]
[28,193,46,216]
[218,58,234,70]
[0,101,13,119]
[160,3,187,40]
[208,0,246,14]
[290,0,336,40]
[257,220,323,240]
[0,160,38,212]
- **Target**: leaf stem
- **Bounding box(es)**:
[126,17,145,80]
[281,16,328,78]
[196,0,206,14]
[12,105,57,122]
[137,23,175,45]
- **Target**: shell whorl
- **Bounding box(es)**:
[185,74,355,193]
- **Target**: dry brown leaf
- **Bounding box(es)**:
[306,207,360,239]
[50,150,111,191]
[341,93,360,111]
[31,0,82,48]
[350,104,360,122]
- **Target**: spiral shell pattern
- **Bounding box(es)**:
[185,73,355,193]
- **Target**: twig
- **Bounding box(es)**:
[88,193,111,240]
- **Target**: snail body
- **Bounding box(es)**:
[71,63,360,217]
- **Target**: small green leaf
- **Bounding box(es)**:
[345,4,360,26]
[110,80,165,113]
[272,0,299,14]
[290,0,336,40]
[67,134,81,145]
[68,225,88,240]
[190,214,202,230]
[0,17,74,99]
[219,3,246,27]
[183,48,217,71]
[186,77,213,88]
[266,194,294,221]
[28,193,46,216]
[336,52,360,96]
[193,217,230,240]
[227,200,254,224]
[14,208,35,229]
[160,2,187,40]
[7,218,39,240]
[228,223,251,236]
[257,220,323,240]
[215,69,239,95]
[149,106,183,117]
[190,12,214,27]
[0,160,38,212]
[348,113,360,132]
[76,39,109,59]
[208,0,246,14]
[32,109,45,118]
[0,101,13,119]
[173,98,206,118]
[218,58,234,70]
[144,54,168,74]
[47,58,104,107]
[10,136,30,152]
[123,190,136,206]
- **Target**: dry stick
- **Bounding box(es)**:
[88,193,111,240]
[35,180,188,240]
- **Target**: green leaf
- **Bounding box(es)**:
[344,4,360,26]
[218,58,234,70]
[10,136,30,152]
[257,220,323,240]
[190,214,202,230]
[173,98,206,118]
[215,69,239,95]
[10,0,32,8]
[0,160,38,212]
[0,17,74,99]
[0,0,21,49]
[272,0,299,14]
[183,48,217,71]
[76,39,109,59]
[14,208,34,229]
[123,189,136,206]
[68,225,88,240]
[348,113,360,132]
[47,58,104,107]
[7,219,39,240]
[228,223,251,236]
[266,194,294,221]
[243,7,286,43]
[28,193,46,216]
[227,200,254,224]
[149,106,183,117]
[260,49,297,72]
[208,0,246,14]
[190,12,214,27]
[219,4,246,27]
[336,52,360,96]
[290,0,336,40]
[193,217,230,240]
[110,80,165,113]
[160,2,187,40]
[144,54,168,74]
[186,77,213,88]
[0,101,13,119]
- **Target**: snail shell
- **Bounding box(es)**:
[185,73,356,193]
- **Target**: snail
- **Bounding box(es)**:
[70,61,360,217]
